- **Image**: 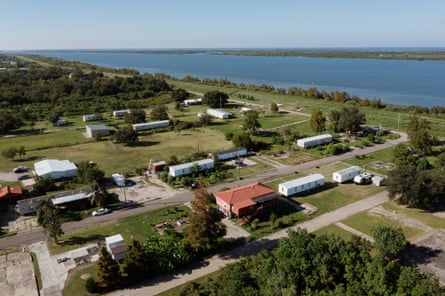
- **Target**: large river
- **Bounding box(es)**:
[31,51,445,108]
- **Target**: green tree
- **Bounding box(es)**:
[97,247,121,289]
[0,110,23,132]
[242,110,261,134]
[310,110,327,133]
[36,200,64,244]
[270,102,279,114]
[2,147,17,160]
[185,188,226,253]
[150,105,169,120]
[17,145,26,160]
[75,161,105,184]
[328,109,341,132]
[89,181,107,208]
[407,115,433,155]
[114,126,138,146]
[122,240,149,283]
[202,90,228,108]
[337,107,366,133]
[232,132,252,149]
[124,109,146,124]
[393,143,417,166]
[371,225,406,261]
[198,113,212,127]
[171,88,189,102]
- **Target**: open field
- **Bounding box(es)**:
[314,224,355,241]
[382,201,445,229]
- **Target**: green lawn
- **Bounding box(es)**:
[50,205,190,255]
[63,264,98,296]
[382,201,445,229]
[342,212,425,241]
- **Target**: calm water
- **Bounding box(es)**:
[32,51,445,107]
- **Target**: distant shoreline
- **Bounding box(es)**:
[14,48,445,61]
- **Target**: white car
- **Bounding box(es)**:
[92,208,110,216]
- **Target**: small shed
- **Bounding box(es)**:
[85,124,110,138]
[105,234,127,261]
[113,109,131,118]
[150,161,166,174]
[372,175,386,186]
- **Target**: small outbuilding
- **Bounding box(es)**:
[372,175,386,186]
[105,234,127,261]
[113,109,131,118]
[150,161,167,174]
[215,182,277,218]
[278,173,325,197]
[34,159,77,180]
[85,124,110,138]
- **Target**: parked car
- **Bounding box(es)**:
[17,174,31,180]
[92,208,110,216]
[57,257,69,263]
[13,166,28,173]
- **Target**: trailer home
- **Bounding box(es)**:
[206,109,232,119]
[332,166,362,183]
[168,158,214,177]
[113,109,131,118]
[296,134,332,148]
[215,147,247,161]
[278,173,325,197]
[132,120,170,131]
[85,124,110,138]
[183,98,202,106]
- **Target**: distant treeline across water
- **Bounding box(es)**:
[30,50,445,108]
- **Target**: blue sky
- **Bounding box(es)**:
[2,0,445,50]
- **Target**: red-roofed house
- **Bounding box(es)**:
[0,186,23,206]
[214,183,277,218]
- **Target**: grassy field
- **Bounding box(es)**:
[168,80,445,138]
[49,205,190,255]
[63,263,98,296]
[342,212,425,241]
[314,224,355,241]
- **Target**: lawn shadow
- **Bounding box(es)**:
[62,234,106,246]
[402,243,443,266]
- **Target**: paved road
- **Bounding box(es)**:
[0,131,406,250]
[107,191,390,296]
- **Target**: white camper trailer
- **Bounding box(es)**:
[112,173,126,187]
[332,166,362,183]
[353,172,373,185]
[278,174,325,197]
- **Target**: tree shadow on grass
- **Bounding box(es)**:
[62,234,105,246]
[402,243,443,267]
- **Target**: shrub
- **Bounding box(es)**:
[85,278,97,293]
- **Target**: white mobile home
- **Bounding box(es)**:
[296,134,333,149]
[183,98,202,106]
[85,124,110,138]
[132,120,170,131]
[278,173,325,197]
[82,114,96,122]
[332,166,362,183]
[168,158,214,177]
[113,109,131,117]
[206,109,232,119]
[216,147,247,161]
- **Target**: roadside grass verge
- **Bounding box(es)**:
[342,212,425,241]
[30,252,43,290]
[314,224,355,241]
[63,263,98,296]
[49,205,190,255]
[382,201,445,229]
